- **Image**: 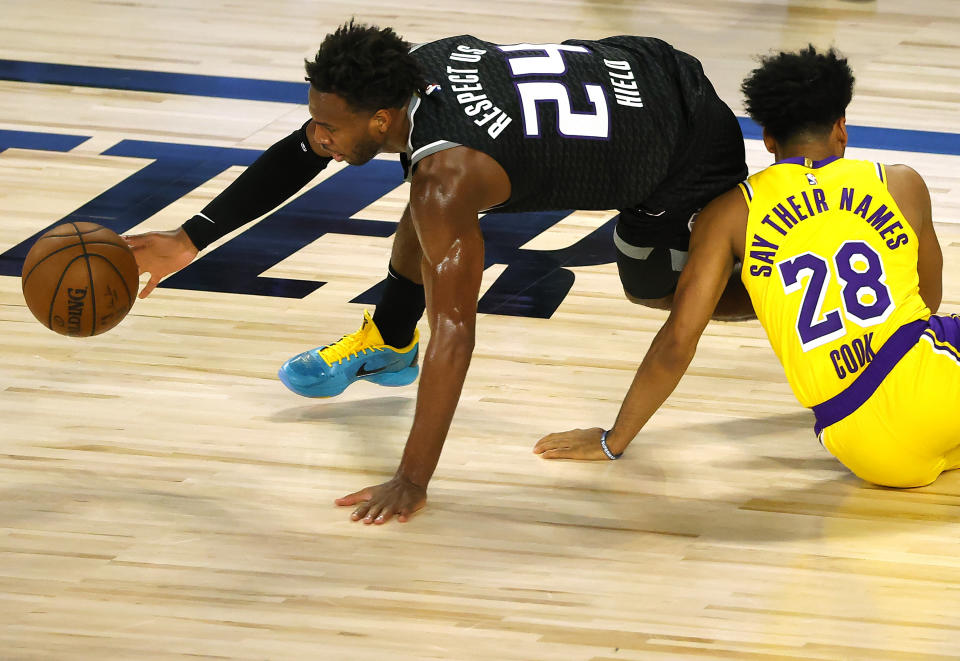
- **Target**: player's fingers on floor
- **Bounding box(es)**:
[350,501,372,521]
[538,447,572,460]
[362,501,386,524]
[535,435,574,454]
[533,434,562,453]
[372,504,396,525]
[397,497,425,522]
[335,488,372,507]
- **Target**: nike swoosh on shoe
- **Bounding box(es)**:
[356,362,389,377]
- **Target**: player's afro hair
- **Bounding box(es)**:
[305,19,424,112]
[741,45,855,144]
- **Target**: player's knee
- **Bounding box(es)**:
[616,246,680,310]
[625,290,673,310]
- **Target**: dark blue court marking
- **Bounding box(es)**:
[353,209,616,317]
[1,140,261,278]
[0,130,605,317]
[2,59,959,156]
[0,59,307,104]
[163,160,400,299]
[0,128,89,152]
[479,210,615,317]
[737,117,960,157]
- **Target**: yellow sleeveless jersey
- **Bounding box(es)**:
[738,156,930,407]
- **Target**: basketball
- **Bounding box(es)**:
[20,222,139,337]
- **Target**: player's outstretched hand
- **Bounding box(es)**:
[335,475,427,524]
[122,228,198,298]
[534,427,612,460]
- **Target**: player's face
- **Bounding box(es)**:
[308,89,383,166]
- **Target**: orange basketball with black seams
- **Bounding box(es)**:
[21,222,139,337]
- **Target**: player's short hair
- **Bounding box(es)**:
[741,45,855,144]
[304,19,424,113]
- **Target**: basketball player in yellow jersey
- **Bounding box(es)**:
[535,46,959,489]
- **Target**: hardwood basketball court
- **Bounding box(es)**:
[1,1,959,659]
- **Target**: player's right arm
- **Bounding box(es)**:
[334,146,510,523]
[887,164,943,313]
[535,188,749,460]
[124,120,331,298]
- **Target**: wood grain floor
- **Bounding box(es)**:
[1,1,960,659]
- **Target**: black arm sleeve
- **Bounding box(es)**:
[181,120,331,251]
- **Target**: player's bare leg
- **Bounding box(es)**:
[626,269,756,322]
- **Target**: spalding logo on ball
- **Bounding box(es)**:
[21,222,139,337]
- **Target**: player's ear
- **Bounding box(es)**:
[372,109,391,134]
[761,128,777,155]
[834,116,848,152]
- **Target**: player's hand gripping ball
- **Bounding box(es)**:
[21,222,139,337]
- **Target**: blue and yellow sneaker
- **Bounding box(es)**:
[278,311,419,398]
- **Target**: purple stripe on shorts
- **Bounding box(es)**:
[812,318,929,436]
[928,314,960,349]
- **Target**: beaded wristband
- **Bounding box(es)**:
[599,429,623,460]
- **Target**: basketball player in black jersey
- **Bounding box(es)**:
[125,20,749,524]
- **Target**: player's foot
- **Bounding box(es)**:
[278,310,419,398]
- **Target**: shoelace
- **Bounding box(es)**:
[317,327,383,365]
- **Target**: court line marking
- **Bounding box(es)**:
[1,59,959,156]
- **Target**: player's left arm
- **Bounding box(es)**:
[335,147,507,523]
[535,188,748,460]
[886,164,942,314]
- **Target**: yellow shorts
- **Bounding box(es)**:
[821,315,960,488]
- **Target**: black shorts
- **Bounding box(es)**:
[615,89,747,300]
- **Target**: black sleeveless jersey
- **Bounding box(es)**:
[401,35,719,213]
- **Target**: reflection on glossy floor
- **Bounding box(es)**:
[1,1,959,659]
